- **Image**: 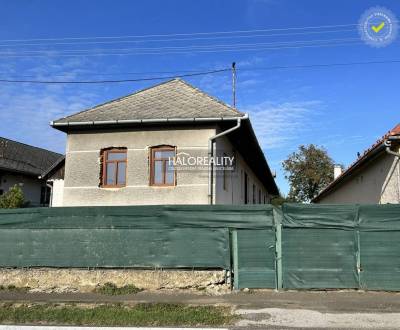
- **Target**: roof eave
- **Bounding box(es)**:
[39,156,65,179]
[50,116,245,130]
[0,165,42,178]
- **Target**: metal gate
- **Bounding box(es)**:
[232,229,276,289]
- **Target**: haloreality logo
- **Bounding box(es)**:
[169,152,235,172]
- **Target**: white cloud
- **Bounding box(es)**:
[0,58,104,153]
[244,100,322,149]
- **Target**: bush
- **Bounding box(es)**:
[0,185,25,209]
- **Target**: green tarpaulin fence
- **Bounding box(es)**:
[281,203,400,291]
[358,204,400,291]
[233,229,277,289]
[0,204,400,291]
[281,204,359,289]
[0,205,274,269]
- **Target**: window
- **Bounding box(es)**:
[40,186,51,205]
[258,189,261,204]
[252,184,256,204]
[150,146,176,186]
[101,148,127,187]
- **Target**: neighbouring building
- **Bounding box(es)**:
[313,124,400,204]
[50,78,279,206]
[0,137,62,206]
[39,156,65,207]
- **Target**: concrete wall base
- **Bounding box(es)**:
[0,268,228,293]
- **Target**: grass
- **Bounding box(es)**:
[0,285,30,293]
[0,303,236,327]
[95,282,143,295]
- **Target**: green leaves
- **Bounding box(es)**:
[282,144,334,203]
[0,185,25,209]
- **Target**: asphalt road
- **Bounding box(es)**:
[2,289,400,312]
[2,290,400,328]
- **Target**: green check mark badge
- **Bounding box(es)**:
[372,22,385,33]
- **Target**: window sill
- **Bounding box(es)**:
[99,186,126,190]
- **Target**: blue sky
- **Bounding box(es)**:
[0,0,399,194]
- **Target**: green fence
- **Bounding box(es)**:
[0,204,400,291]
[0,204,273,269]
[358,204,400,291]
[281,204,359,289]
[233,228,277,289]
[281,203,400,291]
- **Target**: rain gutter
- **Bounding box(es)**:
[208,114,249,204]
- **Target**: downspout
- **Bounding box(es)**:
[384,139,400,203]
[46,182,53,207]
[208,114,248,204]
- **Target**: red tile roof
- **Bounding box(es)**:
[389,123,400,136]
[313,123,400,202]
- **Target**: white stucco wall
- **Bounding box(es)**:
[317,150,400,204]
[50,179,64,207]
[61,126,273,206]
[214,136,270,205]
[62,127,216,206]
[0,172,43,206]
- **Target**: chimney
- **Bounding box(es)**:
[334,164,342,180]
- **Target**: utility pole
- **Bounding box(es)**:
[232,62,236,108]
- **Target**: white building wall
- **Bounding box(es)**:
[50,179,64,207]
[62,127,216,206]
[60,126,273,206]
[214,136,270,205]
[317,150,400,204]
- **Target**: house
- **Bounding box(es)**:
[0,137,62,206]
[49,78,279,206]
[313,124,400,204]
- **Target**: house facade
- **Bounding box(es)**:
[313,124,400,204]
[0,137,62,206]
[50,79,278,206]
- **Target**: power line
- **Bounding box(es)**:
[0,68,230,84]
[239,59,400,71]
[0,68,209,79]
[0,59,399,84]
[0,29,357,48]
[0,40,363,58]
[0,37,359,55]
[0,24,358,43]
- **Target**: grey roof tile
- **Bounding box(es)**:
[53,78,244,124]
[0,137,62,176]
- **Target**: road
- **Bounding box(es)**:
[2,290,400,328]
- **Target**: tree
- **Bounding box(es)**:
[271,195,294,207]
[282,144,334,203]
[0,185,25,209]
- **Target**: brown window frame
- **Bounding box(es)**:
[101,148,127,188]
[150,146,176,187]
